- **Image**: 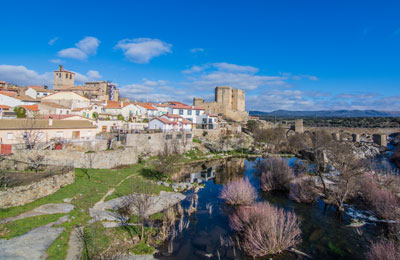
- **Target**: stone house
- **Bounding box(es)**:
[41,92,90,109]
[38,102,72,115]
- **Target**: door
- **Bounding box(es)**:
[72,131,80,139]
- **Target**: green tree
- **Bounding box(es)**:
[92,112,98,119]
[14,107,26,118]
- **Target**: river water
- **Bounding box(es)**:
[156,157,387,260]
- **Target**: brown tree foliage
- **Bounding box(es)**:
[229,202,301,257]
[366,240,400,260]
[258,157,294,192]
[219,177,257,205]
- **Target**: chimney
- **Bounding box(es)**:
[49,116,53,126]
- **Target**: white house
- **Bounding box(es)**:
[0,91,23,107]
[135,103,158,118]
[154,103,169,117]
[166,101,205,124]
[148,117,176,132]
[101,101,140,120]
[25,86,54,99]
[160,114,193,131]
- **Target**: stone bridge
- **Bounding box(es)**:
[283,119,400,146]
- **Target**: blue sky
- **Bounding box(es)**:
[1,0,400,111]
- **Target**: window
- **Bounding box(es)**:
[188,110,192,115]
[179,109,183,115]
[208,118,213,124]
[70,74,72,79]
[56,131,63,138]
[196,110,200,115]
[59,73,61,78]
[66,74,68,79]
[186,134,192,139]
[166,134,173,140]
[176,134,182,139]
[202,118,207,123]
[7,133,13,140]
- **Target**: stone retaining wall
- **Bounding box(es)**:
[0,170,75,208]
[7,148,138,169]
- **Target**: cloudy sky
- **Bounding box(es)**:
[1,0,400,111]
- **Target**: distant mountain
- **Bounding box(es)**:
[249,110,400,117]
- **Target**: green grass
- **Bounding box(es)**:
[132,241,156,255]
[192,138,202,144]
[0,213,66,239]
[0,162,175,259]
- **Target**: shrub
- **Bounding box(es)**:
[259,157,293,192]
[360,176,400,220]
[219,178,257,205]
[366,240,400,260]
[229,202,301,257]
[289,177,319,203]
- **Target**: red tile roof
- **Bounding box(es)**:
[168,101,204,110]
[0,105,11,109]
[0,91,17,98]
[135,103,157,110]
[20,104,39,112]
[151,117,176,125]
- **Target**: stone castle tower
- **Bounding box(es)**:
[194,86,248,122]
[53,65,75,90]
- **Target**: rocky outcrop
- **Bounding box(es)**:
[89,191,186,224]
[0,170,74,208]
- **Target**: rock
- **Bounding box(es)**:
[0,203,74,224]
[89,191,185,223]
[0,225,64,259]
[63,198,73,203]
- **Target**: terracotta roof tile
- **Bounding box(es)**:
[20,104,39,112]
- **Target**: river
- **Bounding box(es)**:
[155,157,388,260]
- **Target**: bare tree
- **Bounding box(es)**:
[326,142,364,211]
[306,130,332,196]
[253,125,285,153]
[152,142,181,180]
[82,151,97,180]
[17,117,41,150]
[120,180,157,241]
[28,154,45,173]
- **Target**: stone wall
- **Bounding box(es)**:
[6,132,193,169]
[0,170,75,208]
[124,132,193,155]
[8,148,138,169]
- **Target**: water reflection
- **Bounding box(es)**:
[157,158,385,260]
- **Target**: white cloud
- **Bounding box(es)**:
[190,48,204,53]
[74,70,103,83]
[49,59,63,64]
[115,38,172,63]
[75,37,100,55]
[0,65,52,86]
[212,62,259,73]
[182,65,205,74]
[57,36,100,60]
[48,37,59,45]
[58,48,88,60]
